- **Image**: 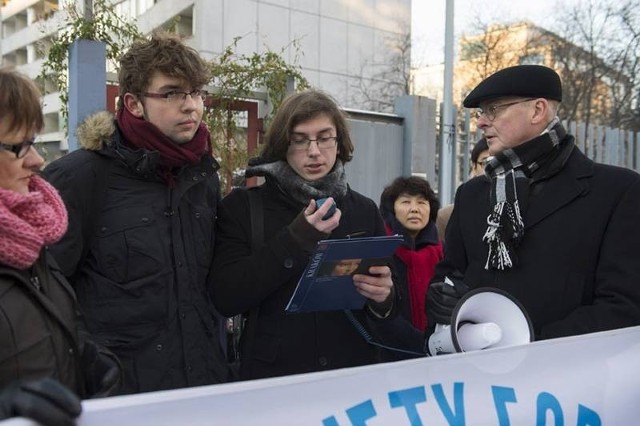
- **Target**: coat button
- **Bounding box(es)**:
[319,356,328,367]
[156,344,163,351]
[284,258,294,269]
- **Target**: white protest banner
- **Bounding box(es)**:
[3,326,639,425]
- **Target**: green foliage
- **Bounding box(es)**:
[206,38,310,193]
[38,3,309,193]
[38,0,142,134]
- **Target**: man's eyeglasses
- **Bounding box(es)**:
[0,137,36,159]
[289,136,338,151]
[477,157,490,167]
[474,98,536,121]
[142,89,209,103]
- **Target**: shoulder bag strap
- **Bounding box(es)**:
[231,188,264,370]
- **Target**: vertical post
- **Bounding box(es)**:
[84,0,94,21]
[394,95,437,183]
[67,39,106,151]
[461,109,471,181]
[631,132,640,173]
[439,0,455,205]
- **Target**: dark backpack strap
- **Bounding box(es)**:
[248,188,264,252]
[230,188,263,375]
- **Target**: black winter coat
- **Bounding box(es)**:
[211,180,388,379]
[0,251,82,395]
[43,112,229,394]
[436,143,640,339]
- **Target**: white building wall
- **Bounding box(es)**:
[1,0,410,150]
[138,0,410,108]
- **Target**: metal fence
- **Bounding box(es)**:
[344,96,438,204]
[448,116,640,195]
[566,121,640,171]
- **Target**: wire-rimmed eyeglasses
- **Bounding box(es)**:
[289,136,338,151]
[142,89,209,103]
[0,137,36,159]
[474,98,536,121]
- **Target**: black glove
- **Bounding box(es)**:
[81,340,122,398]
[0,377,82,426]
[426,272,470,329]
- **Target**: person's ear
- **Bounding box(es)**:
[530,98,549,125]
[123,93,144,118]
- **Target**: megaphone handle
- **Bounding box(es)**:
[428,323,452,356]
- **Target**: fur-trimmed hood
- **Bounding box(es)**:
[75,111,116,151]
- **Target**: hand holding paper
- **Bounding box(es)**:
[353,264,393,304]
[285,235,403,313]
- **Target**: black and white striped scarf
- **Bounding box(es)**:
[483,118,568,270]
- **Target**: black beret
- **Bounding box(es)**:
[463,65,562,108]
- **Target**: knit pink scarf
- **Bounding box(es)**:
[0,175,68,269]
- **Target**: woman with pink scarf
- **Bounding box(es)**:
[0,68,120,426]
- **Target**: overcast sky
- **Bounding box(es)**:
[411,0,578,66]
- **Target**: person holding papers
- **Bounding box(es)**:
[211,89,395,380]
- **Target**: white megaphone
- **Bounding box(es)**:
[427,287,534,356]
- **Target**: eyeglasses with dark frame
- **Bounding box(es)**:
[289,136,338,152]
[474,98,537,121]
[141,89,209,103]
[0,137,36,159]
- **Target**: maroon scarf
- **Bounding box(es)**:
[116,107,211,186]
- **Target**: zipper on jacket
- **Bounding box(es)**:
[164,186,175,217]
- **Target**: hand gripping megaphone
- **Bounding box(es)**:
[427,287,534,356]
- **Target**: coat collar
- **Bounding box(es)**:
[525,148,593,229]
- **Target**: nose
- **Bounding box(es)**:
[181,94,198,111]
[24,145,45,170]
[306,140,321,156]
[476,114,490,129]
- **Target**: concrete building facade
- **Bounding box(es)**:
[1,0,411,152]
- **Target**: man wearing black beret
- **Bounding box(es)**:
[425,65,640,346]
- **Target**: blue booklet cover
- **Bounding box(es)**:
[285,235,404,313]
